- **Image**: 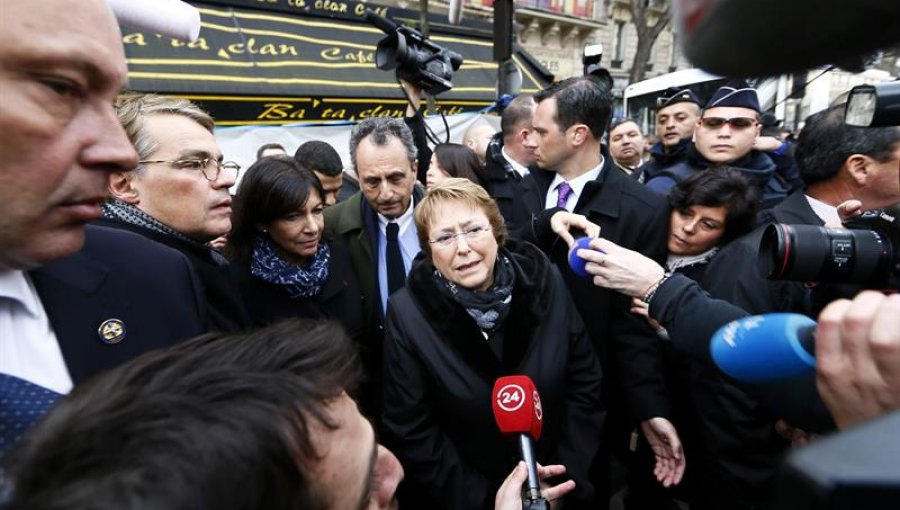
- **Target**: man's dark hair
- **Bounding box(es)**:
[795,103,900,187]
[534,76,613,140]
[2,319,361,510]
[256,142,287,160]
[669,166,760,245]
[294,141,344,177]
[606,117,643,143]
[226,156,325,265]
[500,94,535,139]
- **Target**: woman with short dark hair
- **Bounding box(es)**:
[226,156,362,335]
[628,165,758,509]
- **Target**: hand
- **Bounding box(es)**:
[549,211,600,249]
[815,291,900,429]
[400,79,423,116]
[753,135,784,152]
[630,298,663,332]
[640,417,685,488]
[836,199,863,223]
[494,462,576,510]
[577,238,665,298]
[208,234,228,251]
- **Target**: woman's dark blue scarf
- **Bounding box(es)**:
[250,234,330,299]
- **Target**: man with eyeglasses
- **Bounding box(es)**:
[645,83,791,210]
[100,93,251,332]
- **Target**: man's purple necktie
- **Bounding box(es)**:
[556,182,573,209]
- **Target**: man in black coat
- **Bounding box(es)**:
[519,76,672,508]
[635,87,702,184]
[483,93,539,234]
[101,93,251,332]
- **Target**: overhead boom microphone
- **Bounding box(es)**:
[492,375,549,509]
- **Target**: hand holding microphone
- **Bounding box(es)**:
[495,462,575,510]
[492,375,560,510]
[569,237,666,298]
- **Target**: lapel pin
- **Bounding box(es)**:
[98,318,126,344]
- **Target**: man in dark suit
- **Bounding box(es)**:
[101,93,250,332]
[323,117,423,420]
[0,0,206,454]
[519,76,673,508]
[483,93,539,234]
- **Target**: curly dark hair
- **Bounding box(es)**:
[668,166,759,245]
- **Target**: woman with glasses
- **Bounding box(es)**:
[225,156,362,336]
[425,143,488,190]
[382,178,604,510]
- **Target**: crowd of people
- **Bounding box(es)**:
[1,1,899,509]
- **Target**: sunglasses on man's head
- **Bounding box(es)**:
[699,117,758,130]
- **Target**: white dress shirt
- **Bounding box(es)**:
[805,194,842,227]
[501,147,530,177]
[0,270,73,394]
[377,199,420,313]
[545,158,604,212]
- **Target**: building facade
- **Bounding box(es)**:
[386,0,692,98]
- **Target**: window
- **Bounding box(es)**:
[613,21,626,67]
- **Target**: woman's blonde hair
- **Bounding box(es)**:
[413,178,508,256]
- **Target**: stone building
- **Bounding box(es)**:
[386,0,692,98]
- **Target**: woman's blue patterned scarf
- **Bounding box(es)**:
[250,234,330,299]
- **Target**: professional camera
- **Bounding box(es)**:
[759,205,900,289]
[365,9,463,96]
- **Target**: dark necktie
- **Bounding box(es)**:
[386,222,405,295]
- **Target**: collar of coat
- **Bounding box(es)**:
[528,146,623,220]
[404,239,553,381]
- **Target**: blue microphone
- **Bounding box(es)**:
[568,237,604,278]
[710,313,817,382]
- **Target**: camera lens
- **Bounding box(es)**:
[759,223,892,284]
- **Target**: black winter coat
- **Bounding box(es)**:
[635,137,692,184]
[520,152,671,424]
[229,240,363,338]
[382,241,604,510]
[483,133,528,234]
[95,217,251,332]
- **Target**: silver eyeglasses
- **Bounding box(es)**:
[429,224,492,248]
[138,157,241,182]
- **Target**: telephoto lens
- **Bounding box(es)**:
[759,223,893,286]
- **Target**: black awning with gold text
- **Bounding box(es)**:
[123,1,552,125]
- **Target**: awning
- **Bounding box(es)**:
[122,1,553,125]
